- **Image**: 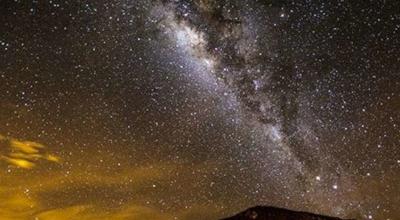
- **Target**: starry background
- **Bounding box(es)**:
[0,0,399,219]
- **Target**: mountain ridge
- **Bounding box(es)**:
[221,206,355,220]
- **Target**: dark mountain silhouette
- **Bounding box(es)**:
[221,206,355,220]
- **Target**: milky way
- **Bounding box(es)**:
[1,0,400,219]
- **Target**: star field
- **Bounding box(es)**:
[0,0,399,219]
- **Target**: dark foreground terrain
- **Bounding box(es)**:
[221,206,355,220]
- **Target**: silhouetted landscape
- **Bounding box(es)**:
[222,206,354,220]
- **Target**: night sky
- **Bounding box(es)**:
[1,0,399,219]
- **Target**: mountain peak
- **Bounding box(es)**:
[221,206,355,220]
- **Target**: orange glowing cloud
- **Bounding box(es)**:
[0,135,60,169]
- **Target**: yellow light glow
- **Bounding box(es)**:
[3,156,35,169]
[1,134,60,169]
[10,140,44,154]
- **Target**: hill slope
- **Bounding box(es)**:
[221,206,355,220]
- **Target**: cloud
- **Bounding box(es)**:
[0,133,232,219]
[0,162,180,220]
[35,204,173,220]
[0,135,60,169]
[0,189,37,220]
